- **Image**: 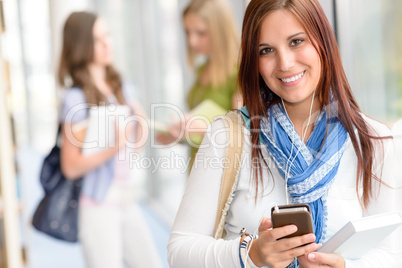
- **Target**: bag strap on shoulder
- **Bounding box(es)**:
[213,110,245,239]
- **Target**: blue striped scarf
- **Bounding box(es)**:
[260,103,349,244]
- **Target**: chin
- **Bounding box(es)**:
[195,50,208,55]
[104,60,113,66]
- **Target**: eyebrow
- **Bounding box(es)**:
[259,32,306,47]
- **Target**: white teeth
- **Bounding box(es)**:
[281,71,304,83]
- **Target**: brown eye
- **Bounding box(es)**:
[290,39,303,46]
[259,47,274,55]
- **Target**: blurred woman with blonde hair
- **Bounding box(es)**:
[157,0,241,168]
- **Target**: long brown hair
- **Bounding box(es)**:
[239,0,382,208]
[183,0,239,88]
[58,11,124,105]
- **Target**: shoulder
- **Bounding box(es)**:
[62,87,86,104]
[359,114,394,164]
[224,67,238,88]
[207,111,248,145]
[63,87,85,97]
[60,87,88,123]
[212,110,245,128]
[360,113,392,137]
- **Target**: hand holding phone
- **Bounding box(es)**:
[271,204,314,239]
[249,206,319,268]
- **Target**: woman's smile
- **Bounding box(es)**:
[278,70,305,86]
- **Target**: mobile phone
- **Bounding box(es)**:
[271,204,314,239]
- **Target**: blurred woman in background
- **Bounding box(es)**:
[157,0,241,169]
[59,11,162,268]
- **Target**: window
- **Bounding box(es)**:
[336,0,402,125]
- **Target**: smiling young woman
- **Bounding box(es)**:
[257,9,322,137]
[238,0,381,210]
[167,1,399,267]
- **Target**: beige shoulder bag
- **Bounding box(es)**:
[213,110,245,239]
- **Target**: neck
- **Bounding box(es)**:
[200,61,211,86]
[87,64,112,95]
[88,63,107,83]
[283,98,321,141]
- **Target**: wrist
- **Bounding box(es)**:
[248,238,265,267]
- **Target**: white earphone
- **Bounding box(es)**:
[282,88,316,204]
[245,89,317,265]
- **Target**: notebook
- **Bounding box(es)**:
[149,120,169,134]
[188,99,227,122]
[317,211,402,259]
[150,99,227,137]
[82,105,131,156]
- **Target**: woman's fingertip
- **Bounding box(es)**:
[308,253,315,261]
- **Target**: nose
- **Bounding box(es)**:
[277,49,295,72]
[103,36,112,49]
[187,32,198,49]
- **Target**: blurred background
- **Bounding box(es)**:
[0,0,401,267]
